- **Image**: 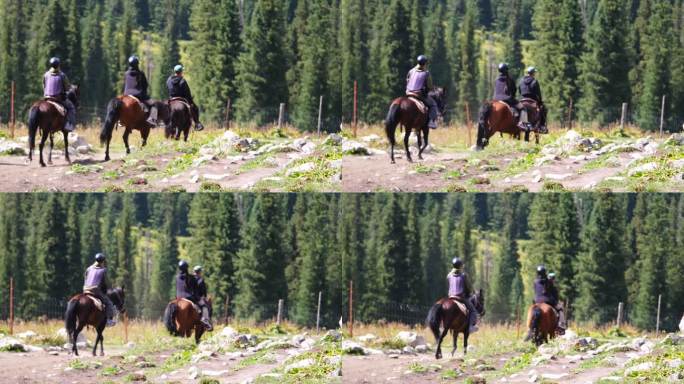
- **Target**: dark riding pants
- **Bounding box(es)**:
[87,288,115,319]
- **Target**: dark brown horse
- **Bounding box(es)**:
[165,98,194,142]
[163,298,212,344]
[426,289,485,359]
[27,85,80,167]
[385,88,446,164]
[524,303,558,346]
[64,287,125,356]
[476,100,543,150]
[99,96,169,161]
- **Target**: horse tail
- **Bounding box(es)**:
[65,299,79,344]
[28,106,40,150]
[100,98,123,145]
[426,303,443,342]
[385,102,401,146]
[525,305,542,342]
[163,302,178,336]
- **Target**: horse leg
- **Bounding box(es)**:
[404,129,412,163]
[123,129,132,154]
[104,137,111,162]
[73,324,85,356]
[463,330,470,355]
[99,326,105,356]
[451,331,458,357]
[38,130,49,167]
[416,130,424,161]
[184,127,190,142]
[421,127,430,158]
[63,130,71,164]
[535,132,540,145]
[48,134,54,165]
[142,127,150,147]
[435,327,449,360]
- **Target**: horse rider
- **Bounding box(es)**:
[447,257,479,333]
[167,65,204,131]
[406,55,438,129]
[83,253,116,327]
[193,265,213,330]
[493,63,526,130]
[176,261,213,331]
[533,266,566,334]
[518,67,548,133]
[43,57,76,132]
[123,55,157,126]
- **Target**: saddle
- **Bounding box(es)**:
[493,100,516,118]
[84,293,104,312]
[124,94,147,113]
[169,97,192,111]
[448,296,469,315]
[406,93,429,115]
[179,298,201,314]
[44,98,66,116]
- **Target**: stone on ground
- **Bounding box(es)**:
[396,331,426,347]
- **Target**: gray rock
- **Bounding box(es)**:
[665,133,684,146]
[624,362,655,376]
[286,162,316,177]
[401,346,416,355]
[342,340,366,355]
[76,145,90,155]
[361,134,382,143]
[324,330,342,342]
[324,133,344,146]
[396,331,426,347]
[667,359,682,369]
[285,358,315,372]
[662,333,684,345]
[680,313,684,334]
[415,344,428,353]
[628,162,658,177]
[357,334,377,343]
[342,140,371,155]
[0,138,26,156]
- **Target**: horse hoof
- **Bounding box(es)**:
[391,160,396,165]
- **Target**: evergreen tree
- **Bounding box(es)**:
[403,195,424,304]
[408,0,424,58]
[488,196,520,322]
[339,0,369,123]
[424,3,452,90]
[64,0,82,83]
[532,0,584,125]
[0,0,27,116]
[37,195,69,300]
[636,0,673,131]
[114,195,136,312]
[80,195,102,272]
[152,0,180,99]
[0,195,25,303]
[63,195,82,295]
[81,2,110,109]
[148,196,178,318]
[502,0,523,81]
[188,0,243,123]
[457,0,480,122]
[233,194,287,321]
[235,0,289,125]
[578,0,632,125]
[575,195,628,324]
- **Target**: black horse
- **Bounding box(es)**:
[64,287,125,356]
[27,85,80,167]
[385,87,447,163]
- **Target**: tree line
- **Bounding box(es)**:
[1,0,683,131]
[0,193,681,330]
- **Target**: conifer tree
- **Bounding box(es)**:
[115,195,136,311]
[488,197,520,322]
[152,0,179,99]
[0,0,27,116]
[235,0,289,125]
[457,0,480,122]
[64,194,82,295]
[339,0,369,123]
[578,0,632,125]
[81,2,110,108]
[424,3,452,90]
[64,0,82,83]
[188,0,242,123]
[502,0,523,81]
[149,196,178,317]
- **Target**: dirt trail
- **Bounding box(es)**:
[342,149,633,193]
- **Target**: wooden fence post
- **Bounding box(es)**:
[353,81,358,138]
[10,81,15,139]
[568,98,574,130]
[9,277,14,335]
[277,299,284,326]
[224,295,230,324]
[617,302,624,328]
[660,95,666,138]
[348,280,354,337]
[278,103,286,129]
[224,98,232,130]
[620,103,628,132]
[317,96,324,137]
[316,291,322,333]
[656,294,662,334]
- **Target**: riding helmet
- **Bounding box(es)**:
[128,56,140,68]
[452,257,463,269]
[536,265,547,277]
[49,57,61,68]
[95,253,106,263]
[526,66,537,75]
[178,260,189,271]
[193,265,203,273]
[498,63,509,74]
[174,65,184,74]
[417,55,429,66]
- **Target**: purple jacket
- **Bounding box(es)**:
[406,66,433,95]
[44,70,69,98]
[84,264,107,291]
[534,278,555,305]
[448,271,472,298]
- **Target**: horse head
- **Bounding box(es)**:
[472,289,485,317]
[429,87,447,118]
[67,85,80,108]
[108,287,126,314]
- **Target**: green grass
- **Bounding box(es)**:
[70,163,103,174]
[413,164,446,175]
[500,350,536,376]
[234,349,278,371]
[199,181,223,192]
[407,362,429,374]
[100,365,124,376]
[238,154,279,174]
[501,147,541,176]
[542,181,567,192]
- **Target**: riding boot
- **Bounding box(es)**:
[146,104,158,126]
[65,100,76,132]
[557,307,566,334]
[200,307,213,331]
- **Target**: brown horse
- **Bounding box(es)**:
[27,85,80,167]
[385,88,446,164]
[426,289,485,359]
[476,100,543,150]
[524,303,558,346]
[165,98,194,142]
[64,287,125,356]
[99,96,169,161]
[163,298,212,344]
